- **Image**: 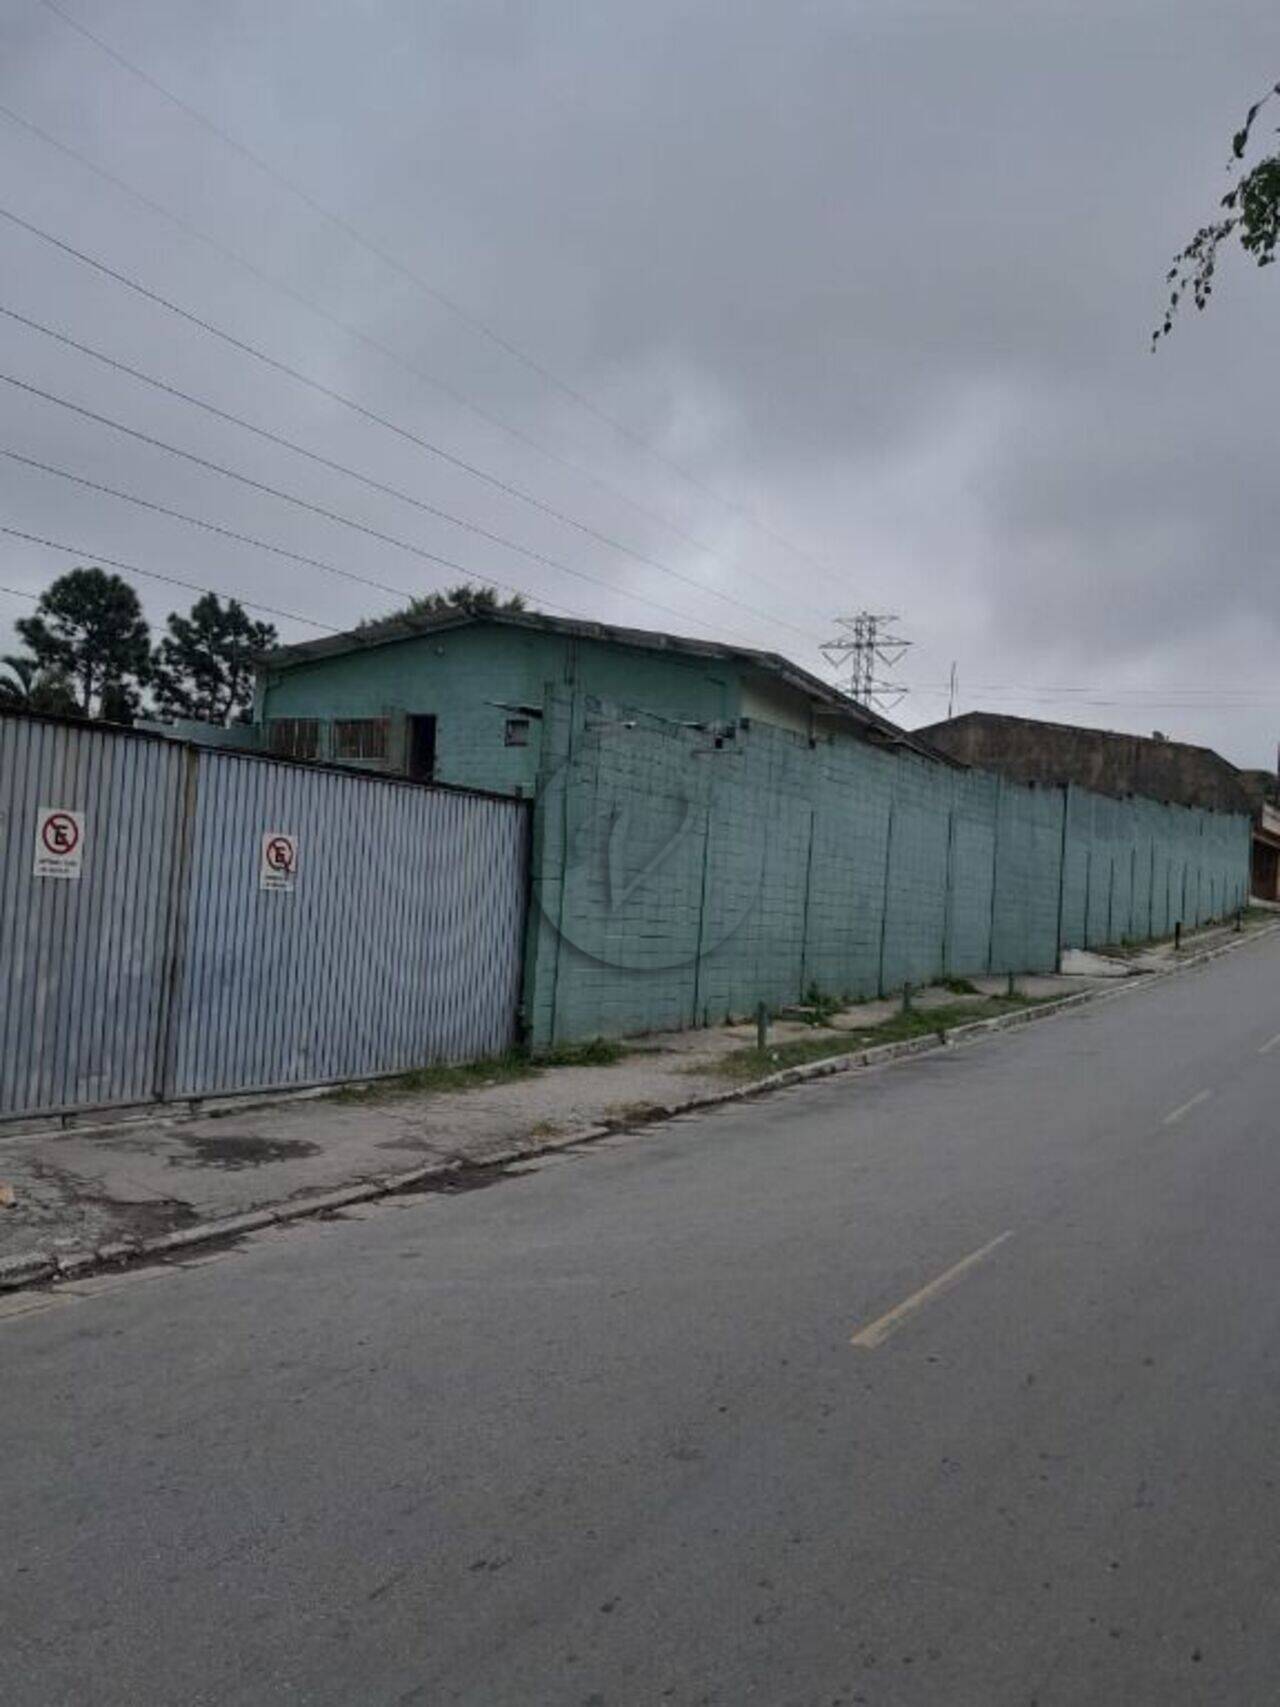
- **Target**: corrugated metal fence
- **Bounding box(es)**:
[1,713,529,1122]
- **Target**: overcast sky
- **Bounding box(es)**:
[1,0,1277,763]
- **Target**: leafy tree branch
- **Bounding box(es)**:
[1155,80,1280,344]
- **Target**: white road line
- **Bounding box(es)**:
[1162,1089,1213,1126]
[850,1230,1014,1350]
[1259,1033,1280,1055]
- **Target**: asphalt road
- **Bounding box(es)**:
[6,936,1280,1706]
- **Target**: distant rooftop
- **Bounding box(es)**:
[915,710,1250,814]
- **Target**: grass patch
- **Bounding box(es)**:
[330,1037,627,1102]
[331,1051,538,1102]
[535,1037,628,1067]
[711,995,1055,1082]
[940,976,980,995]
[1103,910,1265,959]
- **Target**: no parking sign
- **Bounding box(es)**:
[259,831,299,892]
[33,807,85,880]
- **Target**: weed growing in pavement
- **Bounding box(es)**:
[535,1037,628,1067]
[330,1052,538,1102]
[710,994,1057,1081]
[330,1038,628,1102]
[799,984,844,1027]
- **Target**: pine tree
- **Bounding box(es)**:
[15,568,151,720]
[151,593,278,725]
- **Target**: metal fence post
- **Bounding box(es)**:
[941,801,957,978]
[1083,849,1093,950]
[1054,784,1070,971]
[154,744,200,1103]
[690,797,714,1027]
[1181,861,1189,938]
[876,800,895,998]
[1106,854,1116,946]
[987,776,1002,972]
[796,804,817,1004]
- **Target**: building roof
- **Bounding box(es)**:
[261,605,954,763]
[915,710,1251,814]
[1236,768,1279,812]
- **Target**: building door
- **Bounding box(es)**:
[407,714,437,782]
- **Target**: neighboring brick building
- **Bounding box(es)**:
[1238,770,1280,900]
[914,711,1252,814]
[916,710,1278,901]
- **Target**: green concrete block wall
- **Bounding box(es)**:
[944,772,999,977]
[879,758,952,995]
[524,690,1252,1046]
[1056,789,1247,954]
[988,782,1065,975]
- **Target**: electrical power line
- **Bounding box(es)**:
[4,442,689,637]
[0,98,816,623]
[0,205,822,650]
[0,292,820,651]
[910,682,1280,704]
[3,444,415,605]
[38,0,846,591]
[0,370,740,638]
[0,522,337,632]
[907,685,1280,712]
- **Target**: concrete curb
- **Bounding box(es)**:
[4,920,1276,1295]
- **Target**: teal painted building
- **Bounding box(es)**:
[252,610,1251,1048]
[255,608,934,795]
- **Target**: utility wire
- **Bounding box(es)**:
[0,98,813,622]
[1,443,624,631]
[0,523,337,632]
[0,371,726,637]
[0,204,816,647]
[910,683,1280,705]
[4,445,412,606]
[0,291,817,648]
[38,0,845,590]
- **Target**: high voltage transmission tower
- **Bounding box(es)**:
[821,613,913,712]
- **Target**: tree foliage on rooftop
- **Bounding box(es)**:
[1155,80,1280,344]
[368,583,529,626]
[14,567,151,721]
[151,593,277,725]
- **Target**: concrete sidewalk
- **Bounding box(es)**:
[0,919,1262,1288]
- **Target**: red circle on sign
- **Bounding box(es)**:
[41,812,80,856]
[266,836,295,873]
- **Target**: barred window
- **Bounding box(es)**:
[333,718,389,761]
[504,717,531,748]
[267,718,320,760]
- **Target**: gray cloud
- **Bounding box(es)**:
[1,0,1277,763]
